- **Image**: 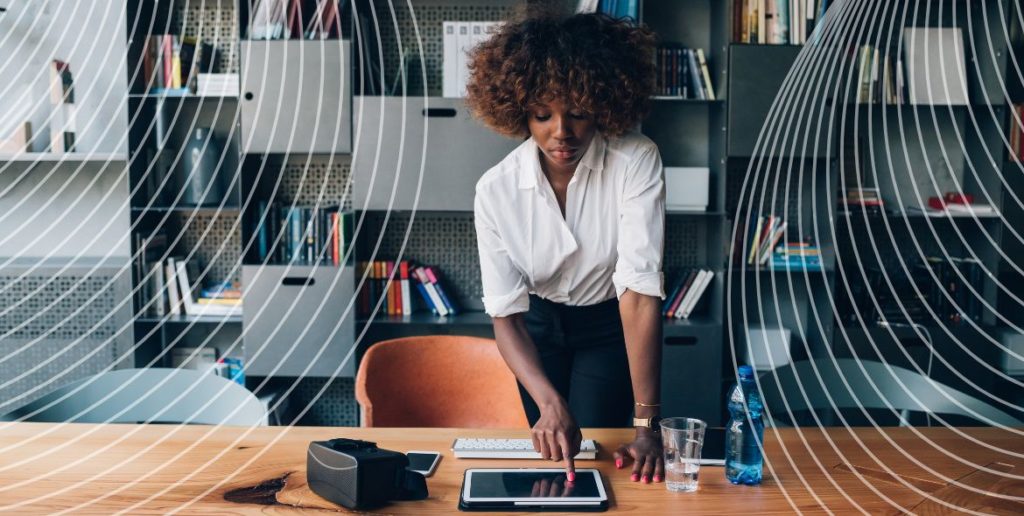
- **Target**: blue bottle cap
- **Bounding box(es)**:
[738,365,754,377]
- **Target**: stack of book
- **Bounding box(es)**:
[197,74,239,96]
[1010,103,1023,162]
[255,203,352,265]
[662,269,715,319]
[740,215,787,266]
[357,261,460,317]
[655,46,715,100]
[732,0,830,45]
[841,187,883,215]
[575,0,639,19]
[135,255,242,318]
[908,193,997,217]
[918,257,984,325]
[854,45,905,105]
[839,257,983,326]
[142,35,187,95]
[442,21,502,98]
[142,35,221,95]
[251,0,341,40]
[770,242,822,271]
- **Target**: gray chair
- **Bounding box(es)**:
[2,368,266,426]
[758,359,1022,427]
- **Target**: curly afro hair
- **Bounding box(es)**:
[465,8,656,139]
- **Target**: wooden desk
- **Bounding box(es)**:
[0,423,1020,514]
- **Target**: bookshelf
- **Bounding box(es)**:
[106,0,1023,426]
[124,0,246,376]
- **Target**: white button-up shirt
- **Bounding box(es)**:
[474,131,665,318]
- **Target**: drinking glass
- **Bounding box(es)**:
[660,417,707,492]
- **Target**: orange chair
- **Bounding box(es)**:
[355,336,529,428]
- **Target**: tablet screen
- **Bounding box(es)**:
[465,469,605,501]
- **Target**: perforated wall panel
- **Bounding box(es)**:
[726,160,807,224]
[280,155,354,211]
[173,211,244,285]
[359,211,483,310]
[664,216,706,270]
[174,1,240,74]
[291,377,359,426]
[0,263,133,414]
[364,1,515,96]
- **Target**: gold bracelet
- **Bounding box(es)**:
[634,402,661,407]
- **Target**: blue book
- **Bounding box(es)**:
[625,0,638,20]
[414,282,438,315]
[288,208,303,263]
[434,283,459,316]
[256,201,269,261]
[663,276,684,315]
[775,0,789,43]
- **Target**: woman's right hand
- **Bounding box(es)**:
[532,398,582,481]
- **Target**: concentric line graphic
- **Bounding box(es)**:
[0,0,1020,513]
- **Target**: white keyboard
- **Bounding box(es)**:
[451,438,598,459]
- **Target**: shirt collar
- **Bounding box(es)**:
[517,133,607,190]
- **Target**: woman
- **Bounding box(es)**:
[466,8,665,485]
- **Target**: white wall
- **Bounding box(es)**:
[0,0,128,154]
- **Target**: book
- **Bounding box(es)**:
[662,274,685,316]
[443,22,459,97]
[172,346,218,372]
[680,270,714,319]
[667,270,698,318]
[455,22,472,97]
[675,270,707,319]
[49,60,76,153]
[166,258,181,316]
[746,215,765,265]
[687,49,705,100]
[413,266,448,316]
[400,261,412,316]
[695,49,715,100]
[425,266,459,315]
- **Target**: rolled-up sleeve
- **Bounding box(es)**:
[612,145,666,299]
[474,188,530,317]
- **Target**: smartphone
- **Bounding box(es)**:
[701,427,726,465]
[406,451,442,476]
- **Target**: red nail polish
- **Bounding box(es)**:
[642,475,650,484]
[615,458,623,469]
[654,475,662,483]
[630,473,639,482]
[567,472,575,482]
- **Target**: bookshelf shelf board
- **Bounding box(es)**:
[359,311,493,327]
[729,266,834,275]
[899,209,1001,219]
[135,314,242,324]
[662,316,721,328]
[128,93,239,100]
[651,97,725,103]
[840,209,1002,220]
[666,210,726,216]
[0,153,128,163]
[132,206,241,213]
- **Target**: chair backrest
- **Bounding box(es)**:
[758,359,1022,427]
[355,336,529,428]
[2,368,266,426]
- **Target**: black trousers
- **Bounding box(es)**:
[518,294,634,428]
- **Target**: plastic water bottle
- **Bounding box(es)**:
[725,365,764,485]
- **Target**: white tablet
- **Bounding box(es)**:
[459,468,608,512]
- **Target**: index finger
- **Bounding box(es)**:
[558,433,576,481]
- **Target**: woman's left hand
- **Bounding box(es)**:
[613,433,664,484]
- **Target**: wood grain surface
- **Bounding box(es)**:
[0,423,1020,514]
